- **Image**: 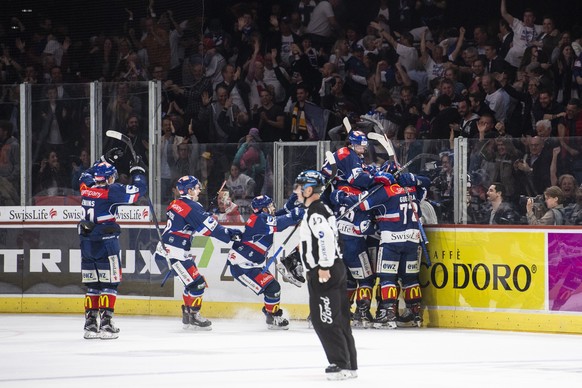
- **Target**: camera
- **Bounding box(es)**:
[519,194,543,207]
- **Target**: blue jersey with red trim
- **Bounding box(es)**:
[229,210,298,266]
[80,170,147,238]
[161,196,233,250]
[359,184,421,243]
[321,146,374,193]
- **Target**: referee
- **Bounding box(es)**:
[293,170,358,380]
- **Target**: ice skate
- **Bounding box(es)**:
[181,305,190,329]
[83,310,100,340]
[325,364,358,380]
[373,302,397,329]
[99,309,120,339]
[351,300,373,329]
[397,303,422,328]
[188,310,212,331]
[262,307,289,330]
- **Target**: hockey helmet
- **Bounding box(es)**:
[251,195,273,213]
[93,161,118,183]
[176,175,200,195]
[295,170,326,192]
[348,130,368,147]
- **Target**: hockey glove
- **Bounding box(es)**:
[100,147,124,165]
[228,228,242,242]
[373,171,396,186]
[381,160,400,174]
[397,172,417,187]
[129,156,147,175]
[284,193,299,212]
[290,207,305,221]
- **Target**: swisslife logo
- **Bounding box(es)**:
[0,206,150,223]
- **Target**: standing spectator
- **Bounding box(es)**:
[154,175,242,331]
[483,182,520,224]
[227,195,303,329]
[396,125,424,174]
[79,157,147,339]
[557,98,582,182]
[225,163,256,217]
[71,148,92,193]
[552,43,576,105]
[482,74,510,124]
[202,36,226,90]
[305,0,341,53]
[0,120,19,204]
[500,0,543,69]
[233,127,266,195]
[287,83,325,141]
[532,89,565,134]
[293,170,358,380]
[557,174,578,206]
[171,62,213,143]
[255,88,286,142]
[140,16,171,73]
[514,136,554,196]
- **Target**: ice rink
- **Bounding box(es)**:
[1,313,581,387]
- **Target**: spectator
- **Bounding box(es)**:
[255,88,286,142]
[484,182,520,224]
[305,0,341,53]
[35,149,70,196]
[482,74,510,124]
[225,163,255,217]
[532,90,565,135]
[140,16,171,73]
[514,135,554,196]
[71,148,91,193]
[557,174,578,206]
[565,186,582,224]
[557,98,582,182]
[500,0,543,69]
[395,125,423,174]
[286,83,326,141]
[198,85,241,144]
[0,120,19,204]
[233,127,266,195]
[526,185,566,225]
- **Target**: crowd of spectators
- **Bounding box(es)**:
[0,0,581,224]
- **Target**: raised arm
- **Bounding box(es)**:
[500,0,515,26]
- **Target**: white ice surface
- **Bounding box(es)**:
[0,314,581,387]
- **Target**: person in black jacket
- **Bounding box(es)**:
[484,182,520,224]
[293,170,358,381]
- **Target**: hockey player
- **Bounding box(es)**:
[227,194,304,330]
[154,175,243,330]
[293,170,358,380]
[354,167,430,329]
[78,154,147,340]
[321,130,376,194]
[322,130,377,326]
[329,189,376,328]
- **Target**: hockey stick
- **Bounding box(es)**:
[395,153,440,176]
[262,224,300,274]
[367,131,431,265]
[106,130,166,251]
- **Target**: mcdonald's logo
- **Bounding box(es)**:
[272,304,280,314]
[191,297,203,308]
[357,287,372,301]
[84,296,93,309]
[405,285,422,301]
[99,295,110,309]
[381,285,398,301]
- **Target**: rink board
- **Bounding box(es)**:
[1,223,582,333]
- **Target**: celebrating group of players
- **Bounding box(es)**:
[77,129,430,340]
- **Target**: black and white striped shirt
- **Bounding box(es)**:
[298,200,342,271]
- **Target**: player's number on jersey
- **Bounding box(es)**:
[399,202,418,224]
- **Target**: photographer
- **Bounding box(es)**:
[526,186,566,225]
